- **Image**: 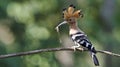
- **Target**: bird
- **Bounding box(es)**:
[62,4,100,66]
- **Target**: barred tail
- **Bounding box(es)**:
[90,52,99,66]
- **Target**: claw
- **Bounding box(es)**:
[81,48,84,51]
[77,47,84,52]
[71,45,80,52]
[71,42,81,52]
[71,46,77,52]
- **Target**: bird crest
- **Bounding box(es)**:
[63,4,83,21]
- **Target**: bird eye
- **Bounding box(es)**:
[69,19,72,21]
[66,19,72,22]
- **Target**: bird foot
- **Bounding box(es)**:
[71,46,79,52]
[77,47,84,52]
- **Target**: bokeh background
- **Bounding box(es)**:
[0,0,120,67]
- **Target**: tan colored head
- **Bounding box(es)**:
[63,5,83,24]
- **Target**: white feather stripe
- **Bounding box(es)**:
[71,34,84,40]
[80,40,84,44]
[86,43,89,47]
[91,46,94,50]
[92,52,95,58]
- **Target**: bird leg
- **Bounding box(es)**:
[71,42,80,51]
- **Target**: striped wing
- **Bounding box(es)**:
[70,32,96,53]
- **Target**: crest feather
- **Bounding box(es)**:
[63,5,83,20]
[68,5,75,17]
[63,8,69,19]
[73,10,81,18]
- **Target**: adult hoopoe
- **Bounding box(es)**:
[56,4,99,66]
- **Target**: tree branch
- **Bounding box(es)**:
[0,47,119,59]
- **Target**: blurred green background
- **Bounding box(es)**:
[0,0,120,67]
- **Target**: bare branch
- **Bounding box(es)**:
[97,50,120,57]
[0,47,119,59]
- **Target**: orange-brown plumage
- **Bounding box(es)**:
[63,5,83,21]
[73,10,81,18]
[68,5,74,17]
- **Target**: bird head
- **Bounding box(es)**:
[63,5,83,24]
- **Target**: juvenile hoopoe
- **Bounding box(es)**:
[56,5,99,66]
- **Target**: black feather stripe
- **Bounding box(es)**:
[91,52,99,66]
[71,32,97,52]
[70,32,99,66]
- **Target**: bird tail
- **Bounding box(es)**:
[90,52,99,66]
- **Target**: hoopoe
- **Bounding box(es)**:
[56,4,99,66]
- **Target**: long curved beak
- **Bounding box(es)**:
[55,21,67,31]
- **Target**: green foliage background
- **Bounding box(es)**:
[0,0,120,67]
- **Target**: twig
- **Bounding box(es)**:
[97,50,120,57]
[0,47,119,59]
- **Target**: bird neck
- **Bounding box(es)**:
[69,23,77,29]
[69,22,80,34]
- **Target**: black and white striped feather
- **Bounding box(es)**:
[70,32,99,66]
